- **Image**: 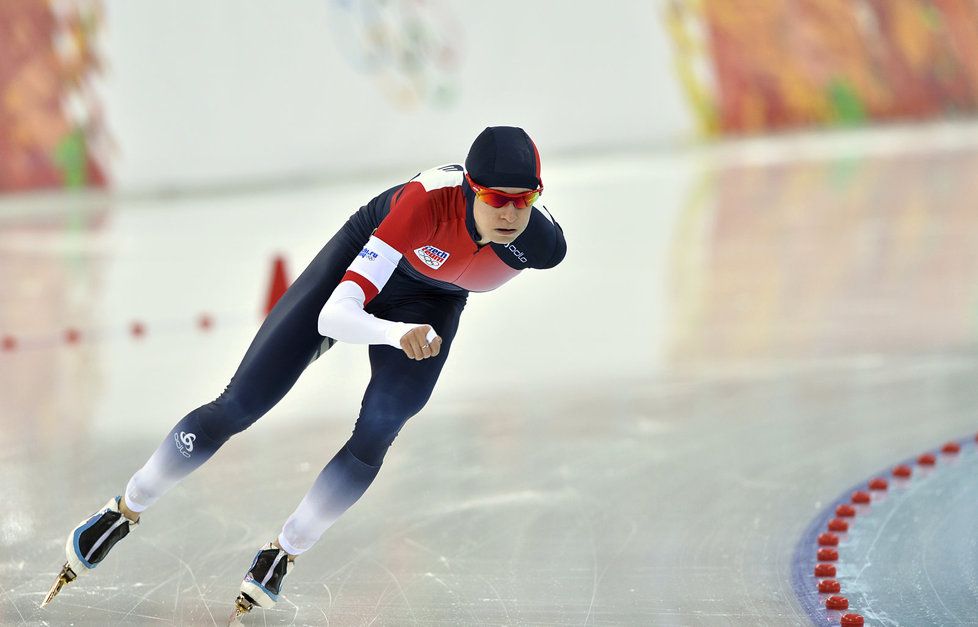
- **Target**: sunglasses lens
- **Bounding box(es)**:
[515,191,540,208]
[478,190,508,208]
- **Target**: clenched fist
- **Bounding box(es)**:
[400,325,442,360]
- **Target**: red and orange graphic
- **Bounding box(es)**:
[667,0,978,134]
[0,0,108,192]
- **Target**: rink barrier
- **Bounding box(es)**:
[790,432,978,626]
[0,313,223,353]
[1,256,285,354]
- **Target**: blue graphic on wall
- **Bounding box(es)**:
[327,0,462,110]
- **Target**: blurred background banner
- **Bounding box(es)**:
[5,1,978,195]
[0,0,107,192]
[668,0,978,135]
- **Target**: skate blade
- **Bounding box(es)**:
[227,594,253,625]
[41,563,77,608]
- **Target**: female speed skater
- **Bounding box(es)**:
[43,126,567,620]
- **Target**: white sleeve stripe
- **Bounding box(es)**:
[347,235,402,292]
[365,235,401,263]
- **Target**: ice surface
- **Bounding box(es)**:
[4,123,978,624]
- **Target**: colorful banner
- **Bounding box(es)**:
[668,0,978,134]
[0,0,107,192]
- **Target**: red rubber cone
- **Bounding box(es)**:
[264,255,291,317]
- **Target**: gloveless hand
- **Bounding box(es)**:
[400,325,441,360]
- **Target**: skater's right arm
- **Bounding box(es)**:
[318,183,442,359]
[318,265,440,357]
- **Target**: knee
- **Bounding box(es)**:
[366,387,429,422]
[348,391,425,466]
[194,387,265,440]
[347,416,404,467]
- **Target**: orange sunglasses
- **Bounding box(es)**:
[465,173,542,209]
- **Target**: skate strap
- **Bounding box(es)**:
[261,550,288,588]
[84,517,128,563]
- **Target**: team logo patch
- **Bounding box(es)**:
[414,245,450,269]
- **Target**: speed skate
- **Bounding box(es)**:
[41,497,138,607]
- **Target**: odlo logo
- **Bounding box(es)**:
[174,431,196,458]
[506,243,528,263]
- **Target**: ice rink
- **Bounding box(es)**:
[3,123,978,625]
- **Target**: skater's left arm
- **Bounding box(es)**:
[528,205,567,270]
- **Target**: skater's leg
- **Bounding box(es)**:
[276,444,382,555]
[277,291,466,556]
[125,231,361,513]
[47,218,372,607]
